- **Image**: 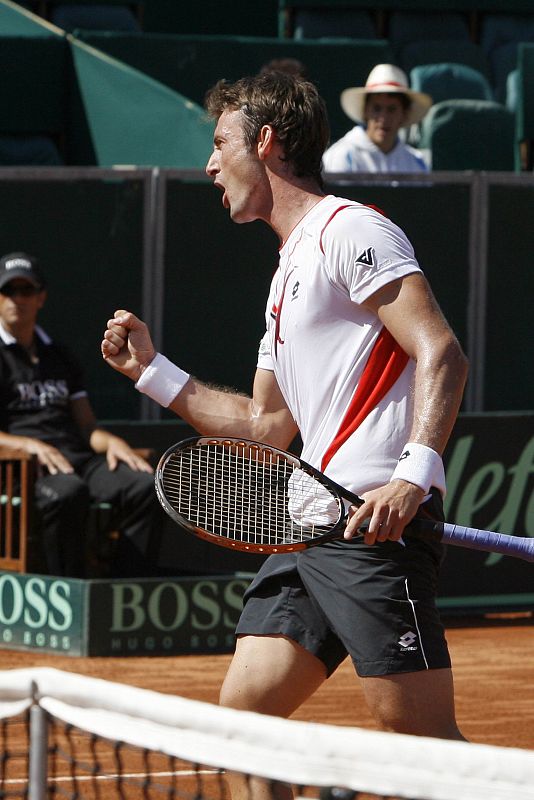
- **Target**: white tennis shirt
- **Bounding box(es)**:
[257,195,422,495]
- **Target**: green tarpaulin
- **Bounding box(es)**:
[69,37,214,168]
[0,0,62,35]
[0,0,214,168]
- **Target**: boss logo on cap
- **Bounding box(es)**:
[5,258,32,271]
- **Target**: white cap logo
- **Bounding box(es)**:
[5,258,32,271]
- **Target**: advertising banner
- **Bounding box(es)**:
[86,574,251,656]
[439,413,534,612]
[0,573,252,657]
[0,572,86,655]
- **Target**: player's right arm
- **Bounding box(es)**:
[101,310,298,450]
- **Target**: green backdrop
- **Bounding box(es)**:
[0,173,531,418]
[0,176,145,418]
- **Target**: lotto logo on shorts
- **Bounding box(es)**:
[398,631,418,650]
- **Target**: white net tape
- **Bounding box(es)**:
[1,666,534,800]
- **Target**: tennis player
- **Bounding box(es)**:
[101,73,468,741]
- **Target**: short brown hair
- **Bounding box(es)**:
[205,73,330,184]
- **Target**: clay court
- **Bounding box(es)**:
[1,614,533,751]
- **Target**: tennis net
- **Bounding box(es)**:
[0,667,533,800]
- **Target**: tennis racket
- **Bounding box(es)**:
[155,436,534,561]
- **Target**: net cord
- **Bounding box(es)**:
[0,667,533,800]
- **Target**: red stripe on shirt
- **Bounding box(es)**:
[319,204,352,254]
[319,203,389,254]
[320,327,409,472]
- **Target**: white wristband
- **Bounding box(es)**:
[135,353,190,407]
[390,442,446,496]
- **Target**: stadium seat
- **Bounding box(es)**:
[505,68,519,111]
[50,3,140,32]
[400,40,491,81]
[479,13,534,104]
[0,37,67,163]
[0,135,64,166]
[388,12,470,56]
[407,63,493,148]
[292,9,376,40]
[418,99,516,171]
[488,41,526,104]
[410,63,494,105]
[479,13,534,57]
[517,43,534,169]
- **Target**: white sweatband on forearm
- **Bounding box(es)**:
[390,442,446,496]
[134,353,190,407]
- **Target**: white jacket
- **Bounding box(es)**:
[322,125,429,173]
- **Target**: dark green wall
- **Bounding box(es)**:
[485,185,534,411]
[0,173,531,418]
[0,177,145,418]
[162,181,279,402]
[142,0,279,37]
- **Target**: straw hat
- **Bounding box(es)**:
[340,64,432,127]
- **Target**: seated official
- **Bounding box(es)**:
[0,251,164,578]
[323,64,432,173]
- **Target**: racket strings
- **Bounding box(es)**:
[160,443,342,546]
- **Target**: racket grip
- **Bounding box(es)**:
[410,518,534,563]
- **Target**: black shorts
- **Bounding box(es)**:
[235,491,452,678]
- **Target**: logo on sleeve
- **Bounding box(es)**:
[354,246,376,267]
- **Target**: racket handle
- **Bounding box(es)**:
[410,518,534,563]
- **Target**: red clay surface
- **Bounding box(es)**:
[1,615,533,750]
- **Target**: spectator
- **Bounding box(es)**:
[0,252,163,578]
[258,58,308,78]
[323,63,432,173]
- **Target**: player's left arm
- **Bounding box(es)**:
[346,271,469,543]
[70,396,152,472]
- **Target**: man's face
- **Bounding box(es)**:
[205,108,269,224]
[0,279,45,328]
[364,93,409,154]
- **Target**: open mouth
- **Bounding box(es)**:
[215,182,229,209]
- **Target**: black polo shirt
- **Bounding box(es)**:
[0,324,94,469]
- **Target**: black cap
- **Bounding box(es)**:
[0,252,46,291]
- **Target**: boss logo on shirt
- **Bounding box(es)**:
[15,379,69,409]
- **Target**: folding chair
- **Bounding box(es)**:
[0,446,153,575]
[0,447,35,573]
